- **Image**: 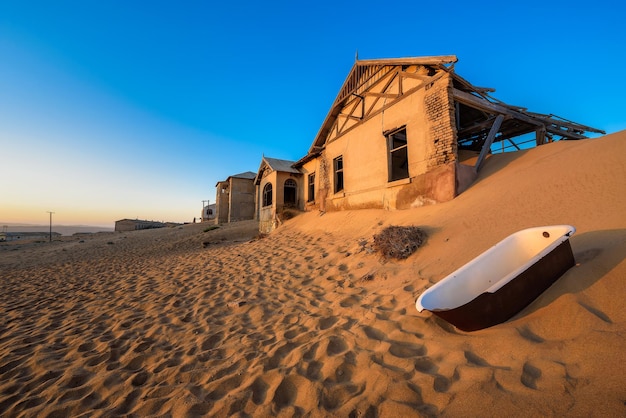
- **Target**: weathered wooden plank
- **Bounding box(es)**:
[536,126,546,146]
[475,114,505,172]
[338,113,362,121]
[399,71,432,81]
[545,127,587,139]
[364,92,399,98]
[356,56,457,66]
[453,89,542,127]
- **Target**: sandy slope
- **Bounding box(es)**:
[1,131,625,417]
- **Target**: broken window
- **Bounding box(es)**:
[284,179,297,207]
[387,127,409,181]
[334,156,344,193]
[307,172,315,202]
[262,183,273,207]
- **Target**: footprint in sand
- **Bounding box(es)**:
[201,332,223,351]
[249,377,269,404]
[361,325,387,341]
[521,362,542,389]
[272,377,298,409]
[516,326,545,343]
[414,356,437,374]
[464,350,490,367]
[319,316,338,330]
[305,360,324,380]
[326,336,348,356]
[433,375,451,393]
[388,341,426,358]
[578,302,612,323]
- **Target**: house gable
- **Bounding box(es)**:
[303,56,458,160]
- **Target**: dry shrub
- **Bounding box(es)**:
[372,225,426,260]
[280,209,301,221]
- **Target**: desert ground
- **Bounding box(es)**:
[1,131,625,417]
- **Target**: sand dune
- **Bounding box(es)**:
[1,131,625,417]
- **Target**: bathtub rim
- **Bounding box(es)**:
[416,224,576,312]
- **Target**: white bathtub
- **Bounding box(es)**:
[416,225,576,331]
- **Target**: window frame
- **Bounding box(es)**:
[387,127,409,182]
[284,178,297,207]
[307,172,315,202]
[333,156,344,194]
[262,183,273,207]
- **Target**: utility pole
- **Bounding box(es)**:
[46,211,55,242]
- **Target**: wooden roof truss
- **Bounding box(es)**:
[451,73,605,169]
[307,56,458,156]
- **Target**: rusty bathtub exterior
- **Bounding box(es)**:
[416,225,576,331]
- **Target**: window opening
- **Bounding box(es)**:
[333,156,344,193]
[387,128,409,181]
[307,173,315,202]
[284,179,297,207]
[262,183,273,207]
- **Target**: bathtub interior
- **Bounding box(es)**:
[417,225,575,311]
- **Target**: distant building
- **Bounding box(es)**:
[1,232,61,241]
[201,203,216,222]
[254,157,302,234]
[215,171,257,224]
[114,219,167,232]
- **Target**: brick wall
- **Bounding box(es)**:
[424,75,457,169]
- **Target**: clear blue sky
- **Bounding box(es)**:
[2,1,624,227]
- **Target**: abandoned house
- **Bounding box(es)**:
[290,55,604,217]
[201,203,216,222]
[114,219,166,232]
[214,171,257,224]
[254,157,302,233]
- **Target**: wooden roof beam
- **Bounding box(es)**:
[453,89,544,128]
[527,112,606,135]
[399,70,432,81]
[356,56,457,67]
[475,114,505,172]
[364,92,399,98]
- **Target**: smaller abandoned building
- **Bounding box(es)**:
[201,203,216,222]
[214,171,257,224]
[254,157,302,233]
[114,219,167,232]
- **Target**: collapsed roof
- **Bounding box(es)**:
[296,55,605,167]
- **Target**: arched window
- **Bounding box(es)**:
[284,179,297,206]
[263,183,273,207]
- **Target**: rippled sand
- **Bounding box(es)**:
[1,132,625,417]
